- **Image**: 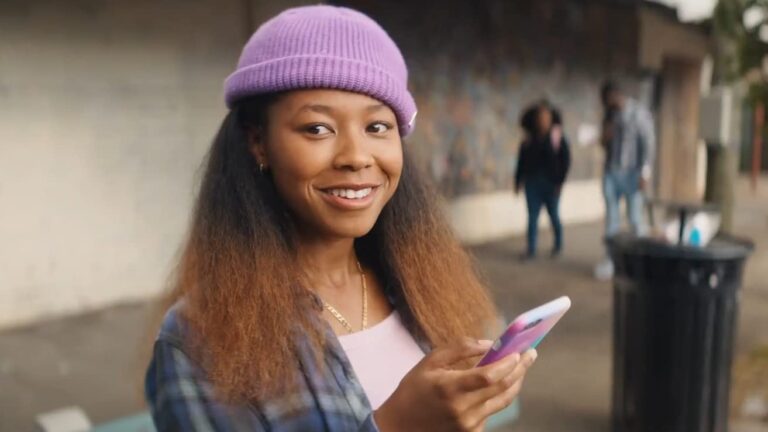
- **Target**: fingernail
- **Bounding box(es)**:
[511,353,521,363]
[528,349,538,364]
[477,339,493,348]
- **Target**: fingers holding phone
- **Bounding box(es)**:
[457,348,537,420]
[374,341,535,432]
[375,296,569,431]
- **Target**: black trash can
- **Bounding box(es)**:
[609,234,752,432]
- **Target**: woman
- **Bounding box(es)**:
[145,5,536,431]
[515,101,571,260]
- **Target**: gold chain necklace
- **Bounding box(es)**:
[322,261,368,333]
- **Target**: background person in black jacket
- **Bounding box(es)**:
[515,100,571,260]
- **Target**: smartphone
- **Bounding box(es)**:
[476,296,571,367]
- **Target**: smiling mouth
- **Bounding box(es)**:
[323,187,375,200]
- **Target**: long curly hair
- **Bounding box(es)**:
[520,99,562,136]
[157,94,498,403]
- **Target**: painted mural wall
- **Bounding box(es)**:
[340,0,647,198]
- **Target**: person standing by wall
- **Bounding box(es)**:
[594,80,656,280]
[515,101,571,260]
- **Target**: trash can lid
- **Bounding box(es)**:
[607,234,754,261]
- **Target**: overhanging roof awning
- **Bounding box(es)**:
[637,5,712,70]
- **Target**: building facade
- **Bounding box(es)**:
[0,0,709,328]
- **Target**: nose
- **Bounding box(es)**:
[332,130,373,171]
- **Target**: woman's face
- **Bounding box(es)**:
[253,89,403,240]
[535,107,553,134]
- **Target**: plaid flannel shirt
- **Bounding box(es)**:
[145,303,519,431]
[145,303,410,431]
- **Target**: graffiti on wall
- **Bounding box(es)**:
[340,0,643,198]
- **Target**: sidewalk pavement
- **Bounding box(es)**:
[1,177,767,432]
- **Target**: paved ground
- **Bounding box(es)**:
[1,177,767,432]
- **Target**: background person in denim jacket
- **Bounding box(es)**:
[594,80,656,281]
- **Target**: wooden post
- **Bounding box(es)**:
[705,145,736,233]
[751,101,764,192]
[658,59,702,201]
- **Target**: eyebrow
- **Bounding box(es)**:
[296,103,387,115]
[364,103,387,113]
[298,104,334,115]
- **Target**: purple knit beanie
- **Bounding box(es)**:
[224,5,418,136]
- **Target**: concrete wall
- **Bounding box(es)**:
[0,0,702,327]
[0,0,253,328]
[343,0,644,198]
[449,178,603,244]
[0,0,621,328]
[341,0,652,242]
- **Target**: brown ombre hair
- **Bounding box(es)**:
[155,94,498,403]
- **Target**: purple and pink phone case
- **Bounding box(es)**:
[476,296,571,367]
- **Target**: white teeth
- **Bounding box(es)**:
[327,187,373,200]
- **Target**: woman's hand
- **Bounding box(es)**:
[374,339,537,432]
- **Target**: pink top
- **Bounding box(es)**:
[338,311,425,409]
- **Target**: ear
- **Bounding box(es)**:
[247,127,269,168]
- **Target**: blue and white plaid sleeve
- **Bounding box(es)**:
[145,339,269,432]
[145,303,380,431]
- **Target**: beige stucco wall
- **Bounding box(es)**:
[0,0,604,329]
[0,0,249,328]
[449,179,604,245]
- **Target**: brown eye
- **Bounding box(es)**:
[305,124,333,135]
[366,122,391,134]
